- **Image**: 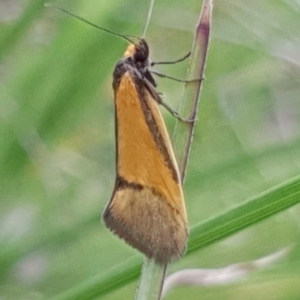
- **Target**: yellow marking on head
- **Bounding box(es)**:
[123,44,136,58]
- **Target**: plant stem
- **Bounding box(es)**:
[135,259,166,300]
[173,0,213,182]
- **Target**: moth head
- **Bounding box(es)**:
[123,39,149,64]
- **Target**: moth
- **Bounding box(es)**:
[103,40,188,264]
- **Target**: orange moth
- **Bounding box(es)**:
[102,40,188,264]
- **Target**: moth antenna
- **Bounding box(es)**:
[45,3,137,44]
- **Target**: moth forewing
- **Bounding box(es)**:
[103,40,188,264]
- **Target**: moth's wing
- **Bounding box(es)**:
[116,73,186,213]
[103,72,187,263]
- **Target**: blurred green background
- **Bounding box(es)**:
[1,0,300,299]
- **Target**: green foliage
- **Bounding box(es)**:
[1,0,300,299]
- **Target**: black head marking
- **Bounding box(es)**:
[133,39,149,63]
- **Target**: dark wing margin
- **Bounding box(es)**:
[132,69,180,183]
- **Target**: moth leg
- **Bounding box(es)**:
[151,52,191,66]
[143,78,195,123]
[150,69,203,83]
[157,96,196,123]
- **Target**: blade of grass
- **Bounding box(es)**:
[49,173,300,300]
[49,255,142,300]
[188,173,300,252]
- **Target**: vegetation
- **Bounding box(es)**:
[1,0,299,299]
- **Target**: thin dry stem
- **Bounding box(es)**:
[173,0,213,182]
